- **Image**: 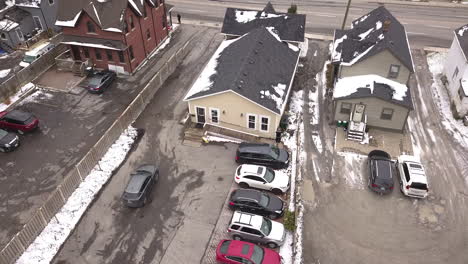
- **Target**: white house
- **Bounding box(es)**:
[444,24,468,118]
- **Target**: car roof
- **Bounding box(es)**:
[231,189,261,202]
[124,174,149,194]
[25,42,52,56]
[374,159,392,179]
[4,110,32,122]
[405,161,427,183]
[240,164,265,176]
[239,143,273,153]
[224,240,253,257]
[231,211,263,229]
[89,71,113,80]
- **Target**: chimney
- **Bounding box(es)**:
[383,20,391,32]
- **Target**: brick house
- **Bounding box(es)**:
[55,0,168,74]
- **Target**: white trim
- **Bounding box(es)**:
[403,28,415,72]
[206,123,260,138]
[246,113,257,130]
[32,16,43,30]
[455,34,468,62]
[280,53,301,115]
[195,106,206,124]
[209,107,220,124]
[259,115,270,133]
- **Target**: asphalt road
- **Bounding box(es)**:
[168,0,468,47]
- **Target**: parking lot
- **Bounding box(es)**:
[51,26,236,264]
[0,25,201,249]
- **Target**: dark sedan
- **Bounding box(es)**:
[368,150,395,195]
[0,129,19,152]
[81,70,116,93]
[0,110,39,134]
[235,143,289,169]
[122,165,159,208]
[228,189,284,219]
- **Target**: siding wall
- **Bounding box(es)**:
[339,49,411,85]
[443,38,468,116]
[334,97,410,131]
[188,91,280,139]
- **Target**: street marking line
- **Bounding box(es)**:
[315,13,337,18]
[407,32,427,35]
[430,25,451,29]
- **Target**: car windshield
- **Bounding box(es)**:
[259,193,269,207]
[269,146,280,159]
[0,129,7,138]
[260,217,272,235]
[23,55,36,63]
[23,116,35,125]
[264,168,275,183]
[250,245,264,264]
[410,182,428,190]
[219,240,231,254]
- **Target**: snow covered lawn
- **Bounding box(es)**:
[0,82,36,111]
[16,126,138,264]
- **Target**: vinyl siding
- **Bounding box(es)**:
[187,91,280,139]
[444,38,468,116]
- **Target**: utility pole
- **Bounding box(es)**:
[341,0,352,30]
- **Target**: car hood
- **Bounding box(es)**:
[278,149,289,163]
[262,248,282,264]
[271,172,289,189]
[0,132,17,145]
[267,221,285,242]
[137,165,156,175]
[267,195,284,212]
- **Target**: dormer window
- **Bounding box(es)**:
[87,21,95,33]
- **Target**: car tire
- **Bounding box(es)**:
[233,235,242,241]
[267,242,278,249]
[239,182,249,188]
[272,188,283,195]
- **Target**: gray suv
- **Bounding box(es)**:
[227,211,285,248]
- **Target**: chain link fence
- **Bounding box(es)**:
[0,38,191,264]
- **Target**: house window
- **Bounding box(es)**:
[146,29,151,40]
[388,64,400,79]
[129,46,135,60]
[129,16,134,29]
[15,29,24,41]
[260,116,269,132]
[453,67,459,80]
[210,108,219,124]
[83,47,90,58]
[0,33,6,40]
[33,16,43,30]
[118,51,125,63]
[106,50,113,61]
[95,49,102,60]
[247,114,256,129]
[340,102,352,114]
[381,108,394,120]
[48,0,54,5]
[87,21,95,33]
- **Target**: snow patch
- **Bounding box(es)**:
[0,69,11,78]
[16,126,138,264]
[337,152,366,189]
[203,135,241,144]
[260,83,287,111]
[103,27,122,32]
[60,41,120,51]
[0,83,36,111]
[0,19,18,31]
[299,38,309,58]
[235,10,258,23]
[376,21,383,30]
[458,25,468,37]
[288,43,299,52]
[55,11,82,27]
[359,28,373,40]
[334,74,408,101]
[331,35,347,62]
[266,26,282,42]
[128,0,143,16]
[280,231,294,264]
[149,36,171,59]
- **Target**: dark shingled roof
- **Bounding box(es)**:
[55,0,160,30]
[185,27,299,114]
[4,6,32,23]
[61,34,127,50]
[332,6,414,72]
[221,3,305,43]
[455,24,468,61]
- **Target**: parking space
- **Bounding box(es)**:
[0,25,202,249]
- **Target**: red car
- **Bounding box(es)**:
[0,110,39,134]
[216,239,282,264]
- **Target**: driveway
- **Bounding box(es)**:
[51,26,234,264]
[0,25,203,249]
[301,45,468,263]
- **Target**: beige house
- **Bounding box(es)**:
[331,6,414,86]
[184,27,300,139]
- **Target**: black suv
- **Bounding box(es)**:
[122,165,159,207]
[0,129,19,152]
[235,143,289,169]
[368,150,394,194]
[228,189,284,219]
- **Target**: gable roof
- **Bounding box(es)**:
[55,0,155,31]
[455,24,468,62]
[184,27,300,115]
[221,3,306,43]
[333,74,413,109]
[331,6,414,72]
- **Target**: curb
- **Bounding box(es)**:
[370,0,468,8]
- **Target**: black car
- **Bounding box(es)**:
[228,189,284,219]
[122,165,159,208]
[235,143,289,169]
[0,129,19,152]
[368,150,394,194]
[81,70,116,93]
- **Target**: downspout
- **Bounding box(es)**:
[121,9,133,73]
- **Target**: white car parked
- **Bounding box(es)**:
[396,155,429,198]
[235,164,289,195]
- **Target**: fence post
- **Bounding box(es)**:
[38,208,49,226]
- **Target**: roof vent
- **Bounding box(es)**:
[383,20,391,32]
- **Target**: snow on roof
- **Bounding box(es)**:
[56,10,82,27]
[128,0,142,16]
[183,38,238,100]
[266,26,281,42]
[103,27,122,32]
[288,43,299,52]
[462,67,468,97]
[235,10,257,23]
[340,44,375,66]
[458,25,468,37]
[331,34,347,62]
[26,42,51,55]
[334,74,408,101]
[0,0,14,13]
[0,19,19,31]
[61,41,121,50]
[92,4,101,25]
[15,0,40,8]
[260,83,287,111]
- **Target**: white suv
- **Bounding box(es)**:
[396,155,429,198]
[227,211,285,248]
[235,164,289,195]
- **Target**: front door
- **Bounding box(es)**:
[196,107,205,124]
[71,46,81,61]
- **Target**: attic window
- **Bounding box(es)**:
[87,21,96,33]
[388,64,400,79]
[0,33,6,40]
